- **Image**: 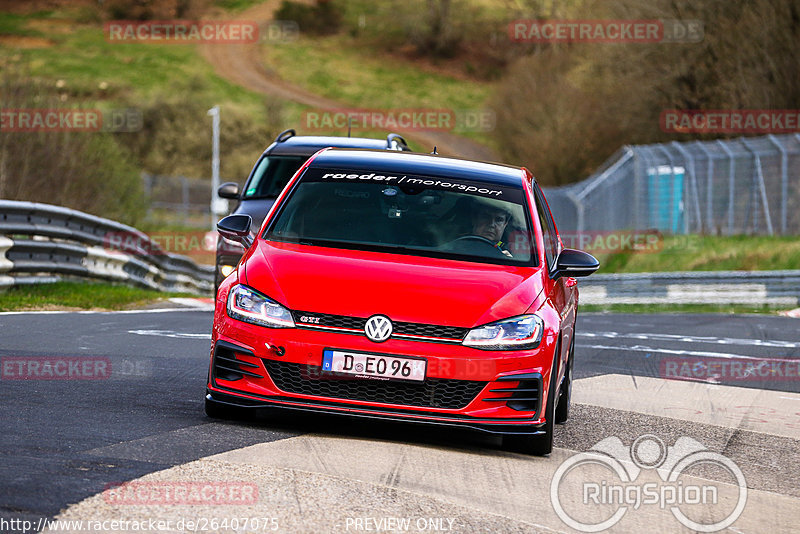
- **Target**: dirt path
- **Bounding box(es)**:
[199,2,498,161]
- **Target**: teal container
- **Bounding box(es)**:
[647,166,685,233]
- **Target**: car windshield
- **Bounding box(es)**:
[243,155,309,199]
[265,168,536,265]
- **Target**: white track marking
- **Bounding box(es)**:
[128,329,212,339]
[579,331,800,348]
[584,343,800,362]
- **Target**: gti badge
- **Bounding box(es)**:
[364,315,393,343]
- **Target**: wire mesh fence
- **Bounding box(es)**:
[143,134,800,236]
[142,173,226,229]
[544,134,800,236]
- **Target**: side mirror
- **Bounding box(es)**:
[555,248,599,278]
[218,182,240,199]
[217,214,253,248]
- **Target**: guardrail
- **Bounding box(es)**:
[580,270,800,307]
[0,200,214,293]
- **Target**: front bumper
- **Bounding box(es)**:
[205,389,546,435]
[209,300,557,434]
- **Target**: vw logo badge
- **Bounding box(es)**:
[364,315,393,343]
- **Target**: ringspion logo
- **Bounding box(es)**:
[551,434,746,532]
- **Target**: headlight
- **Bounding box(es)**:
[220,264,236,278]
[226,285,295,328]
[462,315,544,350]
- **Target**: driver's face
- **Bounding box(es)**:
[472,208,509,242]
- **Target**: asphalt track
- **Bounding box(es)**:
[1,306,799,533]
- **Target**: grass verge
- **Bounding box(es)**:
[0,281,201,312]
[262,33,494,145]
[595,235,800,274]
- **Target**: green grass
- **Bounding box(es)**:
[0,281,200,312]
[0,7,304,192]
[596,235,800,274]
[3,21,260,106]
[581,303,790,315]
[262,34,493,141]
[0,10,57,36]
[214,0,267,11]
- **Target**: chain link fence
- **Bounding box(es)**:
[544,134,800,235]
[142,173,227,228]
[143,134,800,235]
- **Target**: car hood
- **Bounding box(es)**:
[242,241,544,328]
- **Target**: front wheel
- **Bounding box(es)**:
[502,344,559,456]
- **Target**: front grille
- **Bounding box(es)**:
[294,311,365,330]
[293,311,468,341]
[263,360,486,410]
[393,321,467,340]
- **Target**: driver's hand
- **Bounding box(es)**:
[501,250,513,258]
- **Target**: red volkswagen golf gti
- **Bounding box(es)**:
[206,149,598,455]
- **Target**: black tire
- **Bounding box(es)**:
[502,343,560,456]
[555,338,574,424]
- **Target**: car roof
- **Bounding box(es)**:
[267,135,396,156]
[307,148,527,188]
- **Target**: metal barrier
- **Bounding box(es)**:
[0,200,213,293]
[545,134,800,236]
[579,270,800,307]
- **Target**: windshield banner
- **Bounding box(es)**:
[303,168,525,203]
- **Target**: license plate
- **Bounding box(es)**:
[321,349,426,382]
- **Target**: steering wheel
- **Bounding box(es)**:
[444,235,507,257]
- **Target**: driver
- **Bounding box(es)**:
[470,201,513,257]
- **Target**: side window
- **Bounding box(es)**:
[533,186,558,270]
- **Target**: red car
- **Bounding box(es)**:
[206,149,598,455]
